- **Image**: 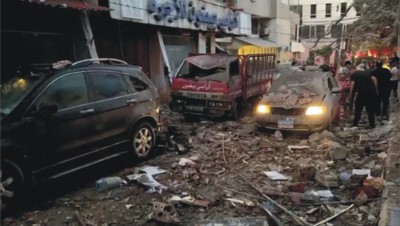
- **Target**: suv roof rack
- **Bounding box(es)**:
[71,58,129,67]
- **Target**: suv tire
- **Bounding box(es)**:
[1,158,26,212]
[130,122,155,158]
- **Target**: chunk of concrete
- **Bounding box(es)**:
[315,171,339,187]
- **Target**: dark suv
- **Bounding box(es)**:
[0,59,160,210]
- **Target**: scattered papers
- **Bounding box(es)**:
[126,165,168,193]
[263,171,288,181]
[317,190,334,198]
[352,169,372,179]
[134,165,167,176]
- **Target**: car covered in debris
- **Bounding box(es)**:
[0,59,160,211]
[255,65,341,132]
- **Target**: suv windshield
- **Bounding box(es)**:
[1,76,42,115]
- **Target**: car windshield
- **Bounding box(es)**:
[1,76,42,115]
[267,72,325,106]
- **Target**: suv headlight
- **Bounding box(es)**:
[305,106,326,115]
[256,104,271,114]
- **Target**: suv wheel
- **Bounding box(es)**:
[1,158,26,212]
[131,122,155,158]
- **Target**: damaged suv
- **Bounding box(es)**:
[0,59,160,211]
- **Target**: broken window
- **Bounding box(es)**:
[126,74,149,92]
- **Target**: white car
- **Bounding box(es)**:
[255,68,341,132]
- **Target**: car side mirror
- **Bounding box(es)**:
[331,87,341,94]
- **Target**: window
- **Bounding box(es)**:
[310,26,316,38]
[88,72,128,101]
[310,4,316,18]
[325,4,332,17]
[127,76,149,92]
[229,60,239,76]
[331,23,343,39]
[251,18,259,35]
[34,73,88,110]
[302,25,310,39]
[316,25,325,38]
[341,3,347,17]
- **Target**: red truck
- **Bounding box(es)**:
[169,53,277,120]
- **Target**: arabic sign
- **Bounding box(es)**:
[109,0,251,35]
[172,78,228,93]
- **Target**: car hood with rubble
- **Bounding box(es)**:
[261,71,327,107]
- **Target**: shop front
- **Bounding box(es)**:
[108,0,251,103]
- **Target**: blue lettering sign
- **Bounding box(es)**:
[148,0,238,30]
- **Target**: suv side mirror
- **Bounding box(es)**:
[331,87,341,94]
[36,104,58,116]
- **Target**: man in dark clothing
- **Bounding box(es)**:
[372,61,392,120]
[350,70,378,129]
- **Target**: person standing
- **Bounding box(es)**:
[390,60,400,101]
[337,61,353,111]
[372,61,392,120]
[349,69,378,129]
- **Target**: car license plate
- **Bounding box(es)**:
[186,106,204,112]
[278,117,295,129]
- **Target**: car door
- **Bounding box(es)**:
[86,70,138,144]
[26,72,99,166]
[327,75,341,114]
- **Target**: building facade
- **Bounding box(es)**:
[106,0,251,102]
[288,0,359,65]
[235,0,304,63]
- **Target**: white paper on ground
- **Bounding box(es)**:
[135,165,167,176]
[317,190,334,198]
[263,171,288,180]
[352,169,372,179]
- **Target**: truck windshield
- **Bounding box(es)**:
[177,61,227,82]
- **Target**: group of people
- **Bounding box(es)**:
[337,53,400,129]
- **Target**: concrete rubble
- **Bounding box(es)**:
[3,105,397,226]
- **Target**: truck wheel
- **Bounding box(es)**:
[130,122,156,159]
[231,100,241,121]
[1,158,26,212]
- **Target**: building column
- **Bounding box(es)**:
[80,11,98,59]
[210,33,216,53]
[198,32,207,53]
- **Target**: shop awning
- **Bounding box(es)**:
[22,0,110,11]
[235,37,283,48]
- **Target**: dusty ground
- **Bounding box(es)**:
[2,100,399,226]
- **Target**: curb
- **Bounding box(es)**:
[378,100,400,226]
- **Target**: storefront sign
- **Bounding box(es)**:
[109,0,249,35]
[148,0,238,30]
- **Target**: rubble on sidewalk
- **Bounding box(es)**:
[5,105,395,226]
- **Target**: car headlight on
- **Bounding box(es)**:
[305,106,326,116]
[155,107,160,114]
[256,104,271,114]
